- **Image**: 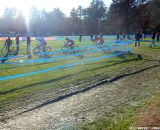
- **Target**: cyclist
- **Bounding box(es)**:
[95,36,104,46]
[37,37,47,52]
[65,37,75,49]
[38,37,47,46]
[4,37,12,54]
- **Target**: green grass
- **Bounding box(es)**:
[77,41,160,130]
[79,91,160,130]
[0,38,136,108]
[0,37,160,128]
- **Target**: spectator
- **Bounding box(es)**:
[79,33,82,42]
[157,32,160,41]
[100,32,103,38]
[123,33,126,40]
[5,37,12,54]
[90,33,93,41]
[150,31,156,48]
[135,30,141,47]
[15,35,20,55]
[26,35,31,55]
[117,33,120,40]
[94,35,97,43]
[143,33,146,41]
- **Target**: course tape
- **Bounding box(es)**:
[2,45,131,66]
[108,40,133,45]
[0,41,131,62]
[54,35,117,40]
[0,49,131,81]
[0,41,132,60]
[131,40,160,43]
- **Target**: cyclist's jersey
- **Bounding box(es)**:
[66,39,74,46]
[5,38,12,46]
[38,37,47,45]
[66,39,74,44]
[95,37,104,44]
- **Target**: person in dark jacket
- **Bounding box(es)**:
[156,32,160,42]
[5,37,12,54]
[90,33,93,41]
[150,31,156,48]
[135,30,141,47]
[79,33,82,42]
[117,33,120,40]
[26,35,31,55]
[15,35,20,55]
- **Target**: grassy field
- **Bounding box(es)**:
[79,40,160,129]
[0,36,160,129]
[0,37,131,110]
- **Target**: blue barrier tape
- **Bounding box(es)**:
[131,40,160,43]
[0,42,130,62]
[0,49,131,81]
[3,45,131,65]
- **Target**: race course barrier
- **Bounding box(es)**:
[0,48,131,81]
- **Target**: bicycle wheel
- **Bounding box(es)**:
[45,46,51,52]
[33,47,41,54]
[61,46,69,54]
[72,46,80,53]
[1,47,7,55]
[101,45,111,53]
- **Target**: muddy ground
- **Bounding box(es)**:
[0,59,160,129]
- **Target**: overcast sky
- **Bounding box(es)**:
[0,0,112,16]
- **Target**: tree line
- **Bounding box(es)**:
[0,0,159,36]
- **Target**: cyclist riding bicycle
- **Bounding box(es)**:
[37,37,47,51]
[95,37,104,46]
[38,37,47,46]
[65,37,75,49]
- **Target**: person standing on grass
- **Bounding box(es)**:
[117,33,120,40]
[93,35,97,43]
[123,33,126,40]
[15,35,20,55]
[157,32,160,41]
[143,33,146,41]
[100,32,103,38]
[5,37,12,55]
[150,31,156,48]
[90,33,93,41]
[26,35,31,55]
[79,33,82,42]
[135,30,141,47]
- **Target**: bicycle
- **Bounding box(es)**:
[33,44,52,55]
[61,44,80,54]
[97,43,111,53]
[90,41,111,53]
[1,44,16,56]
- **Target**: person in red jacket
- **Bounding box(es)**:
[95,37,104,46]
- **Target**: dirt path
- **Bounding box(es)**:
[0,61,160,130]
